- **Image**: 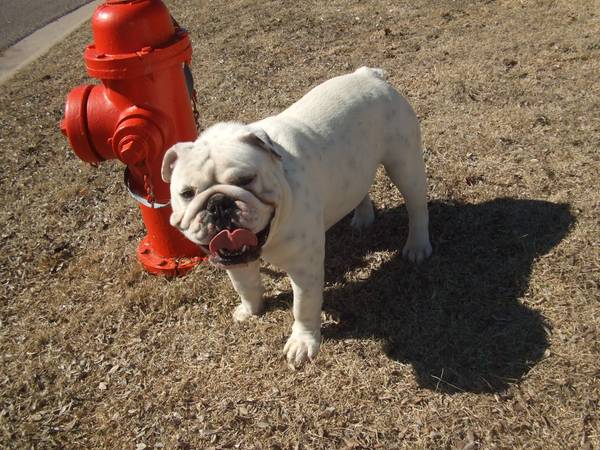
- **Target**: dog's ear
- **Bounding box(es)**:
[162,142,191,183]
[239,128,282,162]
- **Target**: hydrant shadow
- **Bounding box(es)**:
[318,198,574,393]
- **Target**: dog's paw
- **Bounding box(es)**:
[283,330,321,369]
[402,238,432,263]
[232,303,262,322]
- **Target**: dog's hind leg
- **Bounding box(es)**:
[350,194,375,231]
[383,144,432,263]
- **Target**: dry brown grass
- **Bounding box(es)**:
[1,0,599,448]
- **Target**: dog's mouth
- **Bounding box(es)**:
[200,224,270,268]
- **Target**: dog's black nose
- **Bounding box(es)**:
[206,193,237,228]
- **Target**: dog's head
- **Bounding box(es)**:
[162,122,282,267]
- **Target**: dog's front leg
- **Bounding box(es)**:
[227,260,264,322]
[283,249,324,368]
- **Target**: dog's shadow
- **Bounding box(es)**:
[266,198,573,393]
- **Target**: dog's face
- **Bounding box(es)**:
[162,123,282,267]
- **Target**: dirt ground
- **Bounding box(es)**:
[1,0,599,448]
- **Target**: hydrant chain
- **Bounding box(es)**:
[144,173,155,206]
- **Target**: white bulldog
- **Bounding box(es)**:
[162,67,432,368]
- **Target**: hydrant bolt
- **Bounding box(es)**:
[118,138,145,166]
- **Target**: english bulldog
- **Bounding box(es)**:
[162,67,432,368]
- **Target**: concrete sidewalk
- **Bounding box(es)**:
[0,1,101,84]
[0,0,95,52]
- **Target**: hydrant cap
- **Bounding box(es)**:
[62,84,105,164]
[92,0,175,55]
[84,0,192,80]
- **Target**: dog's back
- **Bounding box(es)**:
[262,67,422,229]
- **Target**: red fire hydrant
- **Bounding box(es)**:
[61,0,205,276]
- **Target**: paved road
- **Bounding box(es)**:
[0,0,94,53]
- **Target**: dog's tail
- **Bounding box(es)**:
[355,66,388,81]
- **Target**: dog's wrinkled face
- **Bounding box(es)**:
[162,123,281,267]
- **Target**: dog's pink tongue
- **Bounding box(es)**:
[209,229,258,255]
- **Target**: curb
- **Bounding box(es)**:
[0,1,102,85]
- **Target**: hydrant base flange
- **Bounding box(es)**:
[137,236,204,277]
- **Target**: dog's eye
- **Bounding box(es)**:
[180,188,196,200]
[233,175,256,186]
